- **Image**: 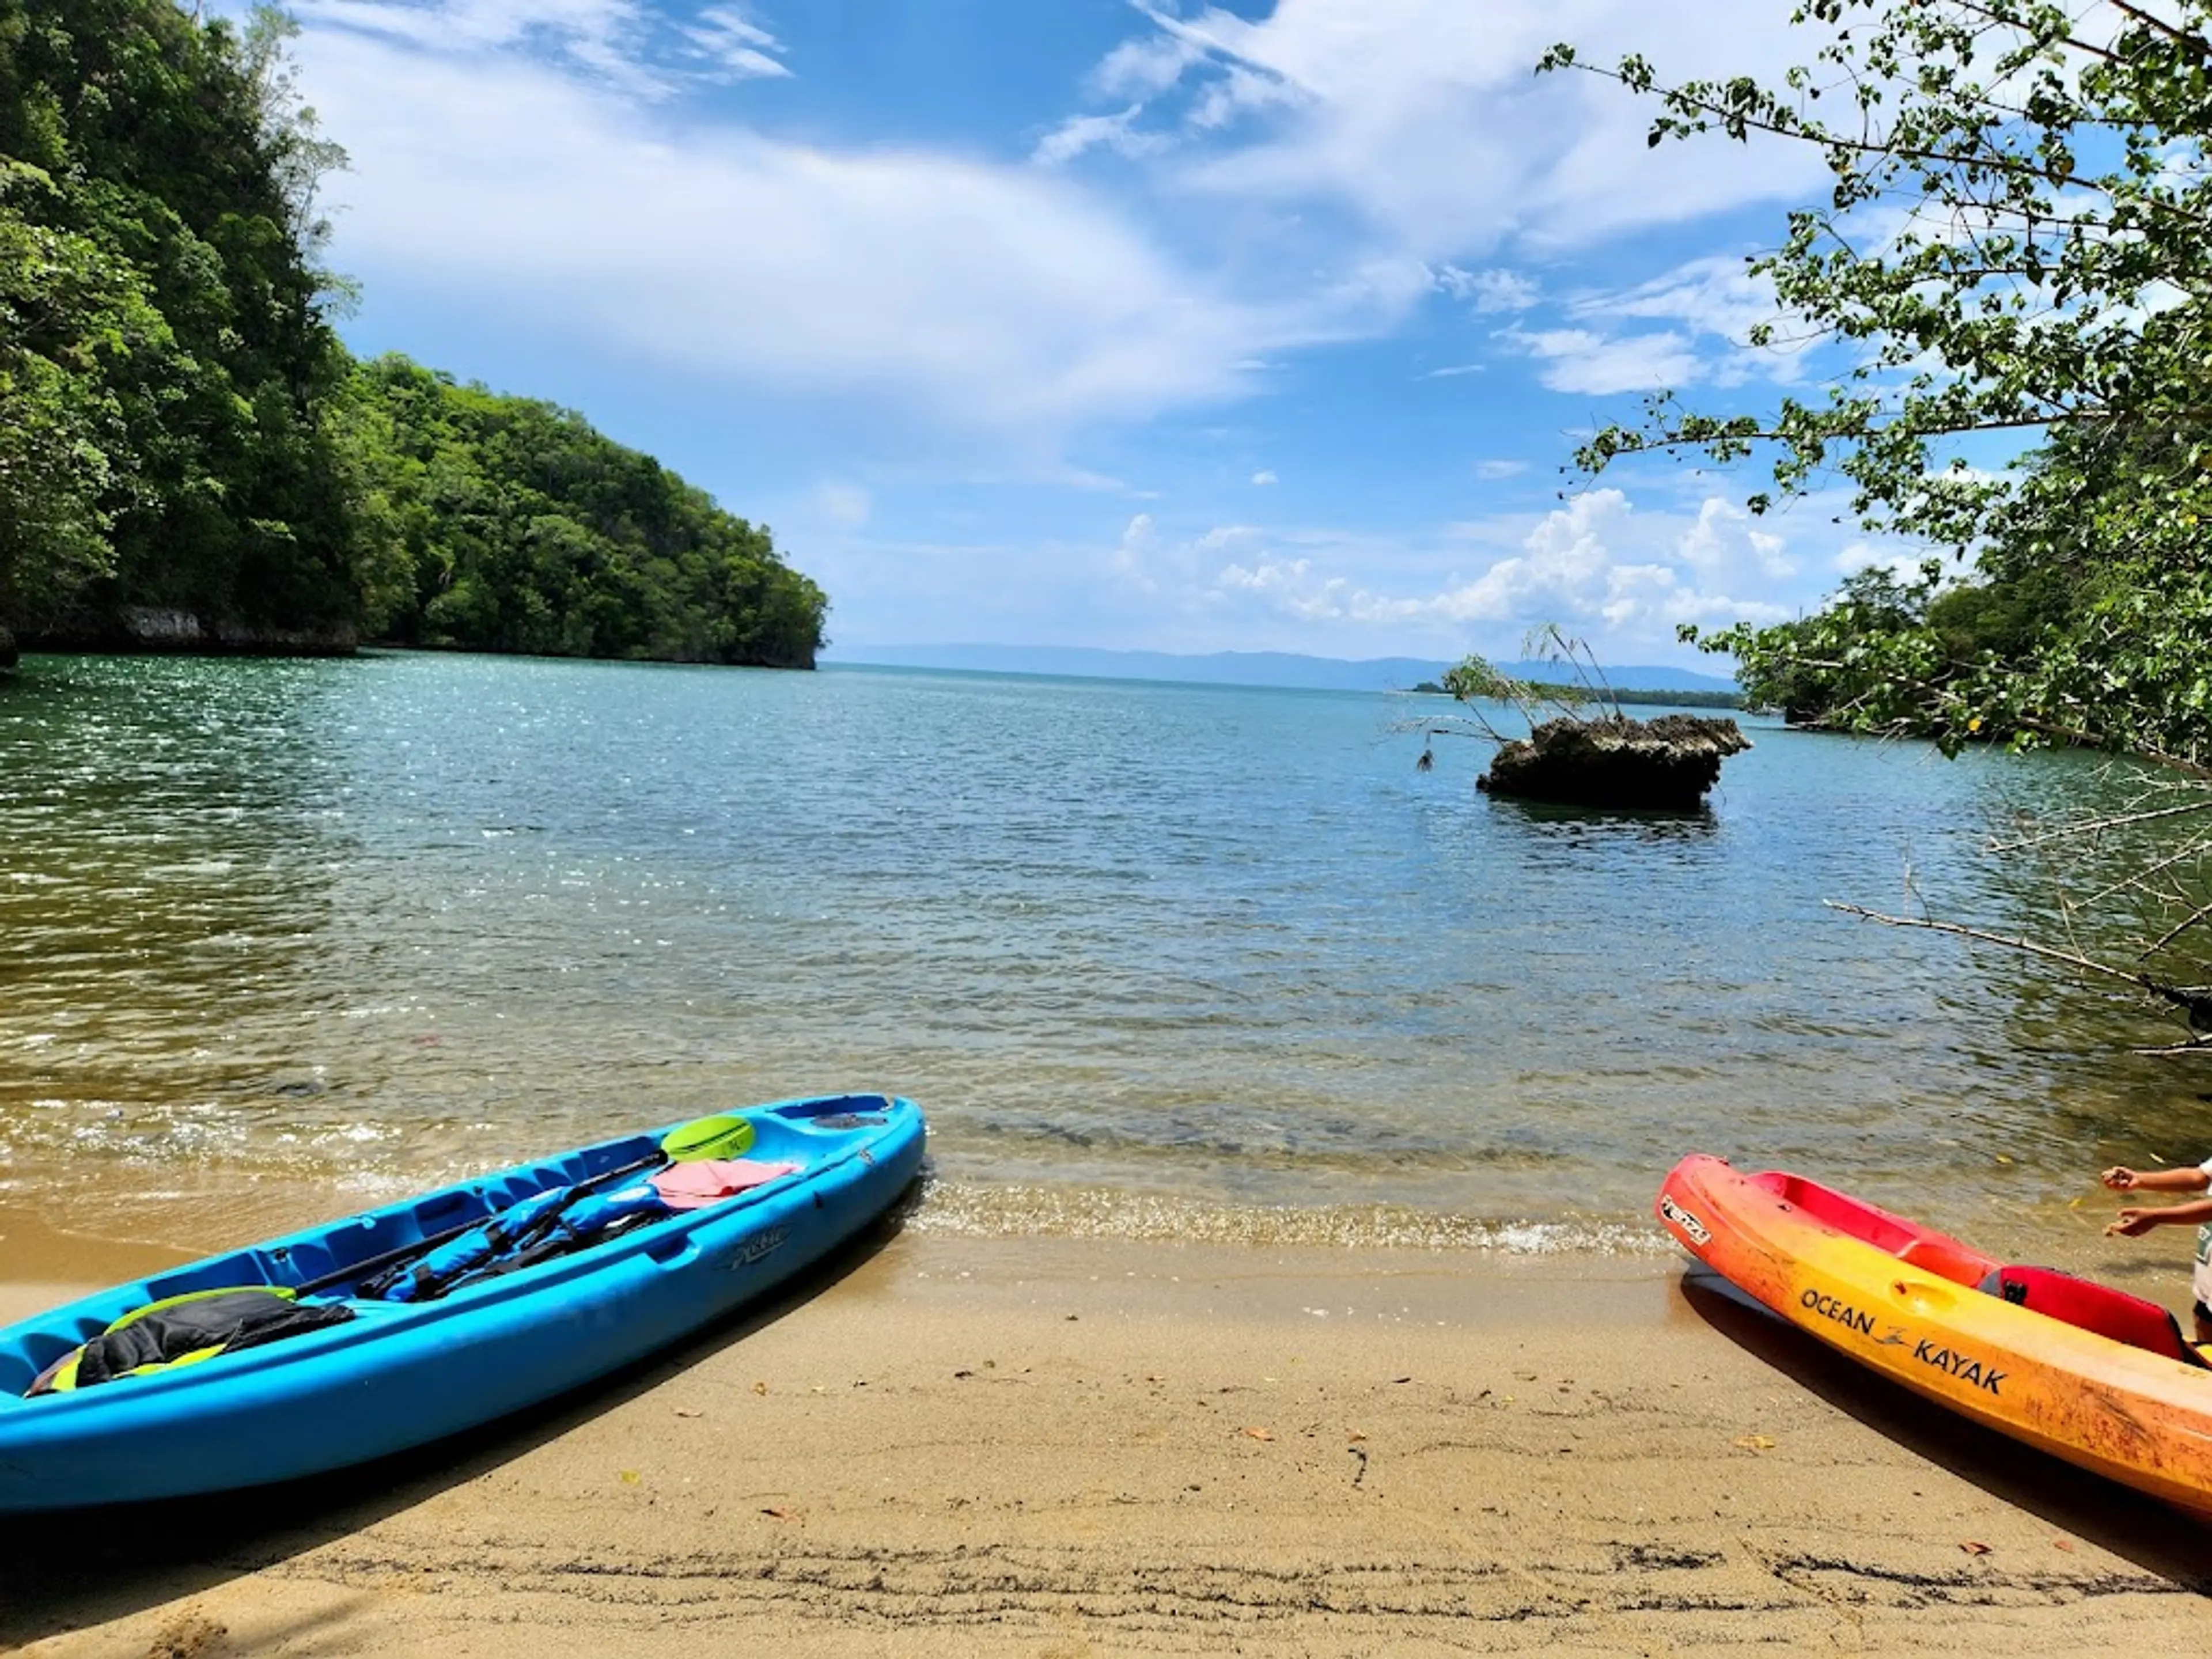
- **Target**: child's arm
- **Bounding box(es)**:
[2102,1164,2212,1194]
[2107,1196,2212,1237]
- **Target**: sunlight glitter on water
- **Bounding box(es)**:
[0,651,2200,1264]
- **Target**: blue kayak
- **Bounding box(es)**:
[0,1092,925,1510]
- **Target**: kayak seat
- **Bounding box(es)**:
[1894,1237,1991,1286]
[1979,1265,2209,1368]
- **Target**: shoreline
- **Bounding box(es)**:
[3,1228,2208,1655]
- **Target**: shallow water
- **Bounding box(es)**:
[0,652,2201,1262]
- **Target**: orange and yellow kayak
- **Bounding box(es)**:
[1657,1154,2212,1512]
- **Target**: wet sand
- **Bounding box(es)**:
[2,1226,2210,1656]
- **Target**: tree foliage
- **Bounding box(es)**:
[1,0,359,634]
[1543,0,2212,773]
[346,357,825,668]
[0,0,826,666]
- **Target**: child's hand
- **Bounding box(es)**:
[2103,1166,2141,1191]
[2107,1208,2161,1237]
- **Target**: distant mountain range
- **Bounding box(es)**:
[821,643,1739,695]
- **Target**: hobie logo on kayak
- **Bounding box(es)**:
[729,1226,788,1269]
[1914,1338,2005,1395]
[1658,1195,1711,1247]
[1800,1288,1877,1337]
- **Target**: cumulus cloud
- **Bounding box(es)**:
[1251,469,1278,485]
[1481,252,1812,395]
[1190,489,1809,650]
[1112,513,1162,593]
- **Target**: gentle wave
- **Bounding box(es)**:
[914,1177,1688,1256]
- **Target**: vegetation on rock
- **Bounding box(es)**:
[1415,629,1753,809]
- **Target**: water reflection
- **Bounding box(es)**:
[1481,796,1722,843]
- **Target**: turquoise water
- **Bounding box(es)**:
[0,652,2198,1258]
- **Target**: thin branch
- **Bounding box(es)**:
[2103,0,2210,54]
[1825,899,2212,1020]
[1985,793,2212,851]
[1574,65,2212,226]
[2143,891,2212,956]
[2082,831,2210,906]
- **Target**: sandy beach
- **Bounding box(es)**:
[2,1215,2209,1657]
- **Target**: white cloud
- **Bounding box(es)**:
[295,16,1419,439]
[1033,105,1165,166]
[1472,459,1528,479]
[1113,513,1161,593]
[1678,497,1792,581]
[812,480,872,529]
[1062,0,1832,258]
[1188,488,1812,650]
[1498,326,1703,396]
[1437,266,1539,312]
[1586,254,1770,341]
[1090,28,1209,101]
[677,6,789,81]
[1834,542,1928,581]
[1251,469,1278,485]
[293,0,1847,467]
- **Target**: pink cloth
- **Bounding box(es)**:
[651,1158,801,1210]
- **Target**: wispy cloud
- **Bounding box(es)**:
[1053,0,1831,257]
[1437,266,1539,313]
[681,5,791,81]
[1497,326,1703,396]
[293,17,1420,441]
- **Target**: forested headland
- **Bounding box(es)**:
[0,0,825,670]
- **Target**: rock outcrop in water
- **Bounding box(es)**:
[1478,713,1752,809]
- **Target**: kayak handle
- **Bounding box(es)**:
[293,1150,664,1297]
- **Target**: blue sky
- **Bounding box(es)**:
[286,0,1913,666]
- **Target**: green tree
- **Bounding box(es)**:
[1543,0,2212,772]
[0,160,167,628]
[348,355,828,668]
[0,0,359,641]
